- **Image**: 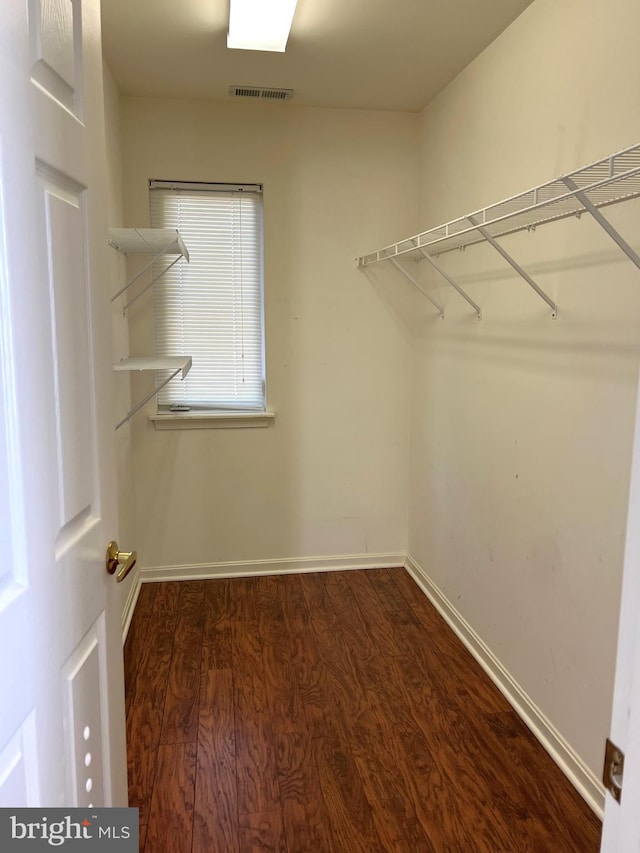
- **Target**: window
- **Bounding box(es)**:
[150,180,265,413]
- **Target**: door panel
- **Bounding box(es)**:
[30,0,82,115]
[0,0,126,809]
[40,171,95,526]
[0,131,37,776]
[0,137,27,603]
[62,616,107,807]
[0,715,39,808]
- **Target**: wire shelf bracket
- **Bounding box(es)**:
[467,214,557,318]
[416,246,482,319]
[109,228,190,308]
[113,357,192,430]
[357,143,640,318]
[562,177,640,272]
[389,258,444,317]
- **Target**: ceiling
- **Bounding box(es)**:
[101,0,534,113]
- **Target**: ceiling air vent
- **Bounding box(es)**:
[229,85,294,101]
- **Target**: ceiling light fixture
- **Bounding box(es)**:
[227,0,299,52]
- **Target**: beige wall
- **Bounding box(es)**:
[411,0,640,778]
[120,98,418,569]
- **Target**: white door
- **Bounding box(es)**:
[601,373,640,849]
[0,0,127,807]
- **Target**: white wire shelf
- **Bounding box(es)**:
[109,227,190,309]
[357,143,640,319]
[113,357,192,430]
[359,144,640,264]
[113,357,192,376]
[109,228,189,260]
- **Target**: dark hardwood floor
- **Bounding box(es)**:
[124,569,602,852]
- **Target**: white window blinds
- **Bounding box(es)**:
[150,181,264,411]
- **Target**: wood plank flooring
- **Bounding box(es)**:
[124,569,602,852]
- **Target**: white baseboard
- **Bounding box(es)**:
[404,554,605,818]
[139,552,406,583]
[121,567,142,644]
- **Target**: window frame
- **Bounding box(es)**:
[148,179,269,425]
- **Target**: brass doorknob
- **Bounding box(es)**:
[106,541,137,583]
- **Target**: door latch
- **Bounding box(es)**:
[603,738,624,803]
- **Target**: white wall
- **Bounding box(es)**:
[410,0,640,780]
[103,62,137,615]
[111,0,639,797]
[120,99,418,569]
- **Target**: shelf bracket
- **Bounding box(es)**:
[109,229,189,306]
[467,215,557,318]
[113,357,192,431]
[388,258,444,317]
[123,255,182,311]
[110,241,176,303]
[416,247,482,319]
[115,366,184,431]
[562,177,640,271]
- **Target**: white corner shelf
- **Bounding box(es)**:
[109,227,190,310]
[109,228,189,258]
[113,357,192,376]
[113,357,192,430]
[358,143,640,319]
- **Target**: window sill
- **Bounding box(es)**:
[149,411,275,431]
